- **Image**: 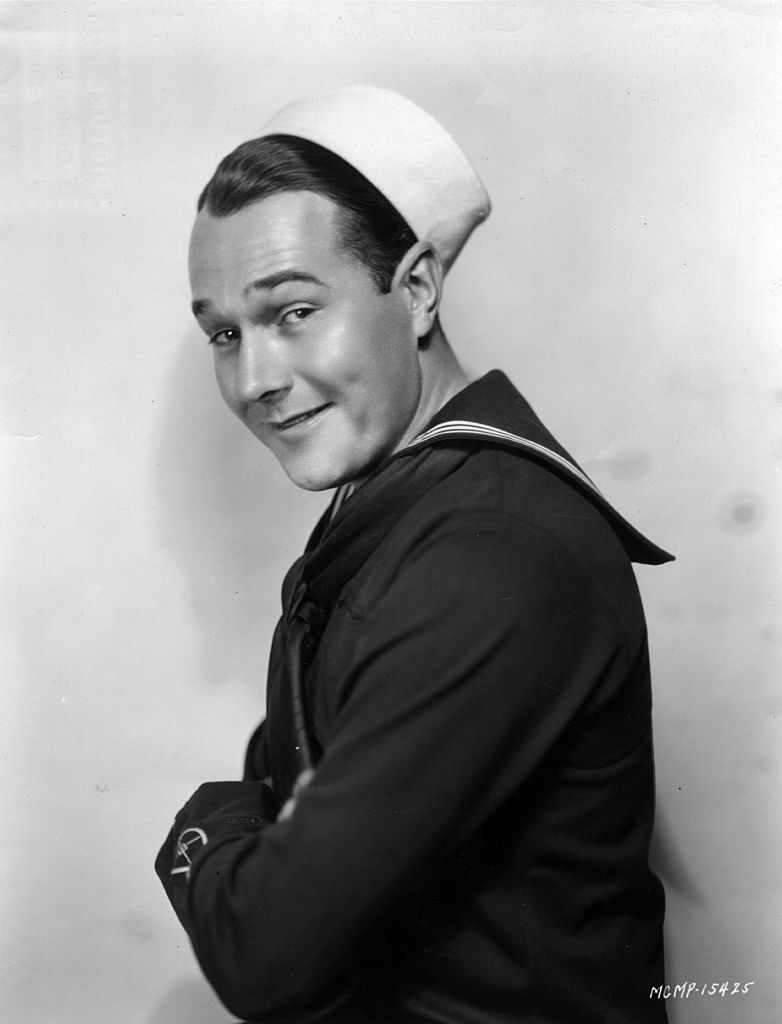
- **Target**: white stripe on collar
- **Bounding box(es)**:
[329,482,356,521]
[402,420,601,497]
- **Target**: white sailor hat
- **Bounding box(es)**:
[257,85,491,273]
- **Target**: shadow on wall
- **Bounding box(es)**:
[147,976,231,1024]
[651,757,755,1023]
[651,802,704,910]
[152,335,324,688]
[651,799,708,1022]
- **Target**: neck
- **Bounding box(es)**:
[394,322,468,454]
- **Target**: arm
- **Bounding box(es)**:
[156,515,623,1020]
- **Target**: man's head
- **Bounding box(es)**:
[190,184,442,491]
[189,87,490,491]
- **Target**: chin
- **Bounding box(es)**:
[276,441,386,492]
[280,459,355,492]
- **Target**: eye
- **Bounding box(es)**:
[208,328,240,349]
[280,306,315,326]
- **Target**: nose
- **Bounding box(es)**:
[235,329,292,405]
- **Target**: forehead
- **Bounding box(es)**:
[188,190,347,289]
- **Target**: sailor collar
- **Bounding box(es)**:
[333,370,673,566]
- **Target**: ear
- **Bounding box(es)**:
[392,240,443,339]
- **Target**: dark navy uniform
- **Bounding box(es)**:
[157,371,671,1023]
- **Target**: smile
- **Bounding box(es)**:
[271,404,333,432]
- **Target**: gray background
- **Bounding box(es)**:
[1,2,780,1022]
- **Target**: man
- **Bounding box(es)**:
[156,86,672,1023]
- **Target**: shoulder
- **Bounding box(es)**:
[373,444,626,570]
[347,445,643,638]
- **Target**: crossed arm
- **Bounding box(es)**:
[155,518,619,1021]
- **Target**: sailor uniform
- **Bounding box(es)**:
[156,370,671,1023]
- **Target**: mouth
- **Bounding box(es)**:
[270,403,333,432]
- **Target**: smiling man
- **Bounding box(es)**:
[189,187,464,492]
[156,87,672,1024]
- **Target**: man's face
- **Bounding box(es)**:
[189,191,424,490]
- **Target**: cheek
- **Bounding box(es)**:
[214,356,240,411]
[306,332,372,395]
[352,312,419,391]
[341,365,363,387]
[303,301,418,409]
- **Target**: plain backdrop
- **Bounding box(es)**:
[1,2,780,1022]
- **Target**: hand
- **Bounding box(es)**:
[277,769,315,822]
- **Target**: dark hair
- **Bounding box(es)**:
[197,135,417,293]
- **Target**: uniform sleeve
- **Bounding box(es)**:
[156,514,625,1021]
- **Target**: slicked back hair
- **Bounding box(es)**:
[197,135,418,294]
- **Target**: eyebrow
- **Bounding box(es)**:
[191,270,328,319]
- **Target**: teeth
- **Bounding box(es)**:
[281,406,324,429]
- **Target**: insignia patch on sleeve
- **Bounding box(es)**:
[171,826,208,879]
